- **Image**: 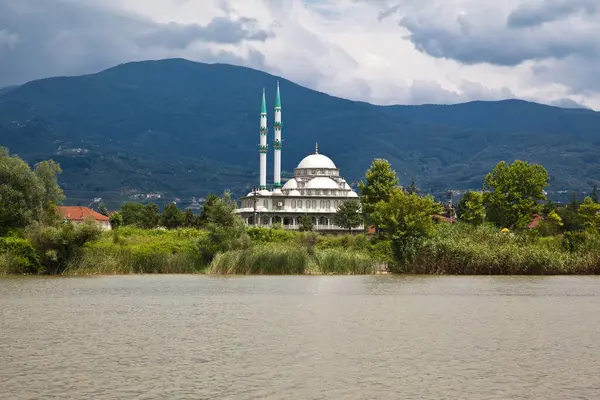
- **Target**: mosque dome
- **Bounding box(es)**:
[347,191,359,198]
[288,189,301,196]
[296,154,337,170]
[304,177,340,190]
[282,178,298,190]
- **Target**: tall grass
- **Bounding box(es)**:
[397,223,600,275]
[210,244,309,274]
[209,242,380,275]
[66,227,206,275]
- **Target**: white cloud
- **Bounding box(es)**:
[1,0,599,110]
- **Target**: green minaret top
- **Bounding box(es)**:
[261,88,267,114]
[275,81,281,109]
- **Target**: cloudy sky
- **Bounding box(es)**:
[1,0,599,109]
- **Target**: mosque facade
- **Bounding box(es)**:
[235,83,363,231]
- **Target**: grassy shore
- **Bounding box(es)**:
[2,224,600,276]
[396,224,600,275]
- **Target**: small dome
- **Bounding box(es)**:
[297,154,337,169]
[347,191,359,198]
[282,179,298,190]
[259,189,271,196]
[288,190,301,196]
[304,177,340,190]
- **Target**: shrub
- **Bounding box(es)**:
[0,236,41,274]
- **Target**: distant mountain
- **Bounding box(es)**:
[1,58,599,207]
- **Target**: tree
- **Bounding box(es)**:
[358,159,399,225]
[161,203,183,229]
[0,148,64,231]
[98,202,109,217]
[484,160,549,229]
[109,212,123,229]
[333,200,363,233]
[371,188,443,240]
[120,202,146,226]
[299,214,314,232]
[578,197,600,231]
[556,206,584,232]
[34,160,65,224]
[197,194,219,227]
[140,203,160,229]
[371,188,443,265]
[406,176,420,195]
[538,209,563,236]
[183,209,195,227]
[457,190,485,225]
[197,192,250,263]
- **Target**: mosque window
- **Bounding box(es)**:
[298,200,302,208]
[312,200,317,208]
[292,200,296,208]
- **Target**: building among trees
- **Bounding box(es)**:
[57,206,112,230]
[235,83,362,231]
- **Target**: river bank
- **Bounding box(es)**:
[2,224,600,276]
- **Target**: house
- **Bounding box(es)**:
[528,214,544,229]
[433,214,457,223]
[57,206,112,231]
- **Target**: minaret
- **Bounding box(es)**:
[273,81,282,193]
[259,88,268,190]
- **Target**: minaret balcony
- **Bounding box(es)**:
[258,144,268,153]
[273,121,282,129]
[259,127,267,135]
[273,140,282,150]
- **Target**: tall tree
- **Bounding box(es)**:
[0,148,64,230]
[299,214,314,232]
[109,212,123,230]
[371,188,443,240]
[120,202,146,226]
[161,203,183,229]
[197,192,250,262]
[358,159,399,225]
[406,176,420,195]
[457,190,485,225]
[333,200,363,233]
[98,202,109,217]
[141,203,160,229]
[183,209,195,228]
[197,194,219,227]
[34,160,65,224]
[484,160,549,229]
[578,197,600,231]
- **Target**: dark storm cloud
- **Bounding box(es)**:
[507,0,599,28]
[0,0,273,87]
[397,6,598,67]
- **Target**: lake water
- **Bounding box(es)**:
[1,275,600,399]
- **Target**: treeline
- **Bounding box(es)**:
[2,145,600,275]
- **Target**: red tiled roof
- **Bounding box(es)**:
[433,214,456,223]
[528,214,544,229]
[57,206,110,222]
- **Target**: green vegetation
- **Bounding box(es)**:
[2,147,600,276]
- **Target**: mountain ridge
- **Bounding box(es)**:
[1,58,599,207]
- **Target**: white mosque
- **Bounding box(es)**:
[236,83,363,231]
